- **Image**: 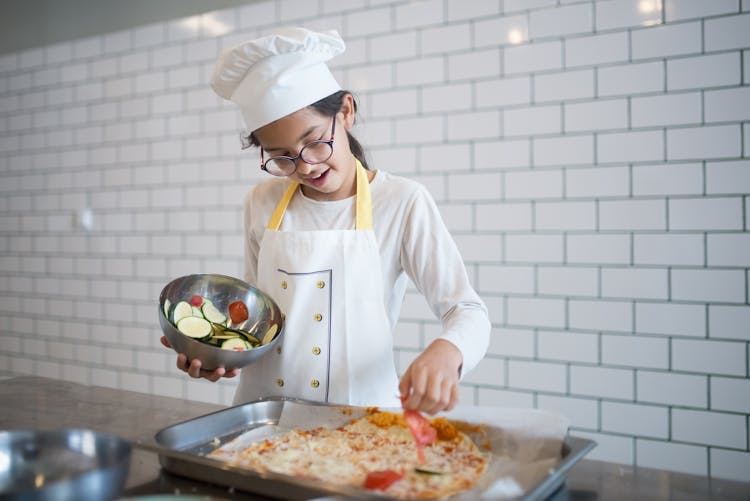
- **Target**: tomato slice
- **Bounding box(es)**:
[228,300,249,324]
[189,295,203,307]
[400,396,437,464]
[363,469,403,490]
[404,410,437,446]
[404,410,437,463]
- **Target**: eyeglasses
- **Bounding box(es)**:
[257,117,336,177]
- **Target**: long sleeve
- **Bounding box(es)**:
[398,185,491,376]
[243,185,261,286]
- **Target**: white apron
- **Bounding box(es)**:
[234,159,401,407]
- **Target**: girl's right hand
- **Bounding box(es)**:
[160,336,241,382]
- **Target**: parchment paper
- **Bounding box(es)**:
[209,401,570,500]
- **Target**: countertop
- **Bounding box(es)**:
[1,376,748,500]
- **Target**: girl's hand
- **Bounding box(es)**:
[399,339,463,415]
[160,336,240,382]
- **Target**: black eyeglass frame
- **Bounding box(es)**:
[258,116,336,177]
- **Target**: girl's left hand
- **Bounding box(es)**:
[160,336,240,382]
[398,339,463,415]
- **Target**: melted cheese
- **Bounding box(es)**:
[208,411,489,499]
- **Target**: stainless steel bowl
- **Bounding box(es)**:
[158,274,284,371]
[0,428,131,501]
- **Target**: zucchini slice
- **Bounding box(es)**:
[211,322,227,336]
[415,468,445,475]
[172,301,193,325]
[177,316,213,340]
[202,300,227,324]
[205,336,222,346]
[240,331,260,346]
[191,305,203,317]
[222,328,258,345]
[262,324,278,345]
[221,338,253,351]
[163,298,171,319]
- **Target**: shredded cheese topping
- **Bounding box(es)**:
[208,411,489,499]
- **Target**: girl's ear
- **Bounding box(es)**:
[339,92,356,130]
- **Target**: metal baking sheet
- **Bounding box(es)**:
[136,397,595,500]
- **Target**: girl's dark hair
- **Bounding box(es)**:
[248,90,369,169]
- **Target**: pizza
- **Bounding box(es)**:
[208,409,489,499]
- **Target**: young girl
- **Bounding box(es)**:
[162,27,490,414]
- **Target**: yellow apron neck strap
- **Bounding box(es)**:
[266,157,372,231]
[267,181,298,231]
[354,158,372,230]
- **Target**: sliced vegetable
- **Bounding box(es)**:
[212,322,226,336]
[400,396,437,464]
[224,328,259,346]
[415,468,445,475]
[228,300,249,324]
[243,332,261,345]
[205,336,222,347]
[221,338,254,351]
[177,316,213,340]
[163,298,171,319]
[172,301,193,325]
[262,324,278,345]
[202,300,227,324]
[363,470,403,490]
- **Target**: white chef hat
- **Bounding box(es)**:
[210,27,345,133]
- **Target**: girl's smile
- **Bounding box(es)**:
[254,106,359,202]
[299,167,331,187]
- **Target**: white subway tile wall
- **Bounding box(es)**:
[0,0,748,481]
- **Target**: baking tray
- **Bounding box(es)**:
[136,398,595,500]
